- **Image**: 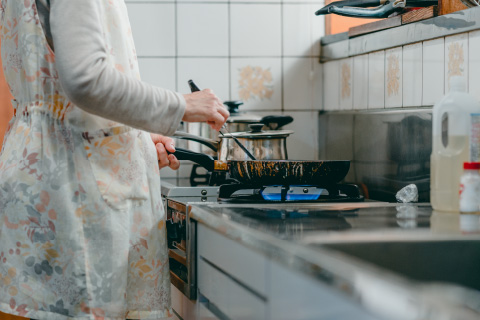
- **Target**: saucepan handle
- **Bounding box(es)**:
[169,147,216,172]
[172,131,219,152]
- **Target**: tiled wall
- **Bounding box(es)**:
[125,0,325,181]
[323,31,480,111]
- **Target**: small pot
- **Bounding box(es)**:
[182,100,294,155]
[173,124,294,161]
[218,124,293,161]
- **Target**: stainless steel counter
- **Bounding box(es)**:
[188,202,480,320]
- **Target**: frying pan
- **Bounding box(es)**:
[172,148,350,186]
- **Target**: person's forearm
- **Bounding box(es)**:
[50,0,185,135]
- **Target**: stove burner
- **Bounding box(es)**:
[260,186,324,201]
[218,183,364,203]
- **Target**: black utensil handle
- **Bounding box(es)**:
[188,79,201,92]
[187,79,256,160]
[168,147,215,172]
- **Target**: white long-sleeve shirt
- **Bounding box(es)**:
[36,0,185,135]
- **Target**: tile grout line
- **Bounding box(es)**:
[228,0,232,101]
[280,1,285,113]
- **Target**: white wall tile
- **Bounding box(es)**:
[469,30,480,101]
[177,4,229,57]
[177,58,230,102]
[311,7,325,57]
[178,0,224,3]
[368,50,385,109]
[230,58,282,111]
[283,4,324,57]
[231,4,282,57]
[138,58,176,91]
[385,47,402,108]
[323,61,339,111]
[422,38,444,106]
[231,0,278,3]
[402,42,422,107]
[126,3,176,57]
[126,0,171,2]
[313,62,323,111]
[283,57,321,111]
[339,58,353,110]
[283,111,319,160]
[353,54,368,110]
[284,0,327,3]
[445,33,468,93]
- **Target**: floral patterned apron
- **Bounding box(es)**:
[0,1,172,319]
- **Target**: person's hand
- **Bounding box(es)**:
[150,134,180,170]
[182,89,229,131]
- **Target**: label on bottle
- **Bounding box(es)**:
[470,113,480,162]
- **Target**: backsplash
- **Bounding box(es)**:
[319,109,432,202]
[125,0,326,181]
[323,30,480,110]
[318,10,480,201]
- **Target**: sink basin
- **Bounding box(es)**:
[322,240,480,291]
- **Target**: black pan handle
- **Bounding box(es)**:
[315,0,382,15]
[169,147,215,172]
[328,1,403,18]
[260,115,294,130]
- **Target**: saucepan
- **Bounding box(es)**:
[174,124,294,161]
[171,148,350,186]
[183,100,294,155]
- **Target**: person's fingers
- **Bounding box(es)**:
[182,89,229,128]
[168,154,180,170]
[210,111,227,131]
[217,104,230,121]
[156,143,170,169]
[158,135,176,153]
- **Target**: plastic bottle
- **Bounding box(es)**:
[430,76,480,212]
[459,162,480,213]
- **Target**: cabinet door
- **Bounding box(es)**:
[197,224,267,296]
[268,261,383,320]
[198,258,267,320]
[197,224,268,320]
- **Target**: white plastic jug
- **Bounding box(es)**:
[431,76,480,212]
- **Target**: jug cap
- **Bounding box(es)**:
[464,162,480,170]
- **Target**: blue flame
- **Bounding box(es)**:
[260,189,322,201]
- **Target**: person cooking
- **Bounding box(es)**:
[0,0,229,319]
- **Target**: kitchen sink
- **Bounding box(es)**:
[300,235,480,319]
[321,239,480,291]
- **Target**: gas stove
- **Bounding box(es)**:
[218,183,364,202]
[161,180,364,203]
[161,179,366,300]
